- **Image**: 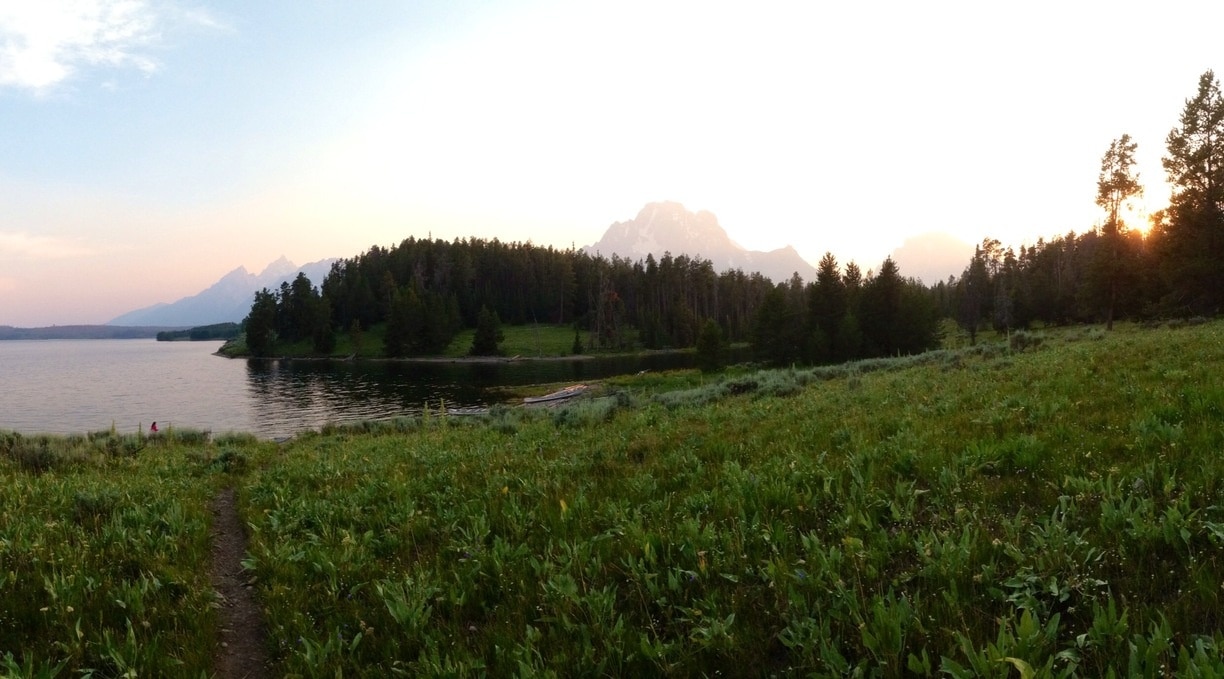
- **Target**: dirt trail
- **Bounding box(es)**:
[210,487,271,679]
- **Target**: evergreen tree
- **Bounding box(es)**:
[1159,70,1224,314]
[807,252,846,364]
[957,247,990,344]
[284,272,317,342]
[311,296,336,354]
[695,319,727,373]
[348,319,364,357]
[383,288,418,358]
[752,285,803,366]
[834,312,862,362]
[469,306,505,356]
[896,282,941,354]
[243,288,278,357]
[1094,134,1142,328]
[859,257,904,356]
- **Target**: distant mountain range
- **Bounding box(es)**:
[108,256,337,327]
[585,202,818,284]
[584,201,972,286]
[99,208,972,330]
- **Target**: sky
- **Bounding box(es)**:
[2,0,1222,327]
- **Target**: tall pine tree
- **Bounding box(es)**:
[1159,71,1224,314]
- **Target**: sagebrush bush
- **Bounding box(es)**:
[214,432,258,446]
[1009,330,1044,352]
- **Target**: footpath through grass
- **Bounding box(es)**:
[3,321,1224,676]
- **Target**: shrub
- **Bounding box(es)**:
[213,448,248,473]
[1009,330,1044,352]
[168,428,212,445]
[72,489,121,528]
[214,432,259,446]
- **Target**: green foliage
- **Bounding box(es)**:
[227,320,1224,675]
[261,237,778,360]
[243,288,278,357]
[6,321,1224,676]
[753,284,803,365]
[755,257,939,367]
[468,306,505,356]
[444,323,577,358]
[1156,70,1224,315]
[382,287,419,358]
[156,322,241,342]
[694,319,726,372]
[0,437,239,675]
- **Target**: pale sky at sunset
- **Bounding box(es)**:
[2,0,1221,327]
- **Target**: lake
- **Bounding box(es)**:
[0,339,700,438]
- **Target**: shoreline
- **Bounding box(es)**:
[216,349,692,364]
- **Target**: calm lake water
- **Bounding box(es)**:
[0,339,698,438]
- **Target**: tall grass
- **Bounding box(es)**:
[3,321,1223,676]
[0,434,244,676]
[237,321,1224,676]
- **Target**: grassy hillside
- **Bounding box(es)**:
[3,321,1223,676]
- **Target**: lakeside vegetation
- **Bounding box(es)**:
[3,320,1224,675]
[0,326,177,341]
[155,322,241,342]
[220,323,591,361]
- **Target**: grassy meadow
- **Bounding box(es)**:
[443,323,582,358]
[3,321,1224,676]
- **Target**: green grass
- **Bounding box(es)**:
[4,321,1224,676]
[0,430,251,676]
[444,323,581,358]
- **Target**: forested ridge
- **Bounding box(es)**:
[243,71,1224,364]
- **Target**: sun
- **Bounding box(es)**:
[1120,175,1172,235]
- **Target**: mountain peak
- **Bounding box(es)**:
[217,265,251,282]
[586,202,815,283]
[258,255,297,279]
[107,257,338,326]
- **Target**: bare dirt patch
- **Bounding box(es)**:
[210,487,271,679]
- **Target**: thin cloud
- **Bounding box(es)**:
[175,5,231,33]
[0,0,163,92]
[0,231,101,259]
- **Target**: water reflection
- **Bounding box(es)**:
[0,341,738,438]
[238,352,709,437]
[241,352,707,436]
